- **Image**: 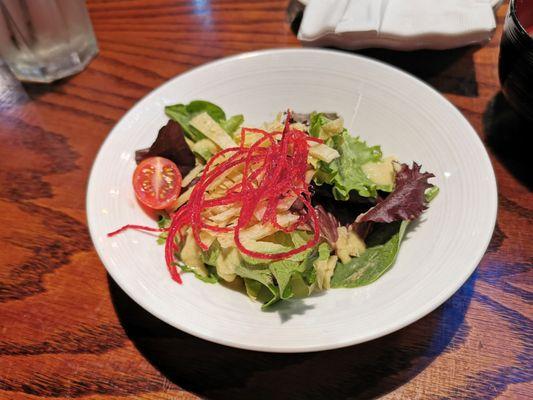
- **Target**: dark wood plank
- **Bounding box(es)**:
[0,1,531,399]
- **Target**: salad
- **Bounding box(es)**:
[109,101,438,309]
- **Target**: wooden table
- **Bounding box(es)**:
[1,1,531,399]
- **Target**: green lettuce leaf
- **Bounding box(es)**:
[267,241,329,301]
[331,221,409,288]
[180,263,218,284]
[269,260,304,300]
[425,186,440,203]
[313,242,335,289]
[309,112,344,140]
[316,241,331,260]
[243,278,264,301]
[240,230,313,265]
[165,100,243,142]
[156,214,171,245]
[235,264,280,308]
[285,230,315,262]
[201,240,221,266]
[219,114,244,135]
[156,233,168,245]
[300,251,317,286]
[314,131,385,199]
[310,112,333,138]
[236,234,324,306]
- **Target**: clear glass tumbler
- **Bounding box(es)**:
[0,0,98,83]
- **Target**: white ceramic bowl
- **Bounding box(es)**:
[87,49,497,353]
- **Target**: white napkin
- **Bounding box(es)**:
[297,0,503,50]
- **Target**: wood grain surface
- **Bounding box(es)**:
[0,1,531,399]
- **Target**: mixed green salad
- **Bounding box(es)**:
[110,101,438,309]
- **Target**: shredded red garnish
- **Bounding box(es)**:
[107,224,167,237]
[109,111,323,283]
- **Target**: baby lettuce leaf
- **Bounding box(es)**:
[239,230,312,265]
[314,131,385,200]
[269,260,303,300]
[202,240,221,266]
[180,263,218,284]
[239,240,322,306]
[135,120,196,175]
[156,214,171,245]
[286,230,315,262]
[268,244,324,301]
[309,112,333,138]
[165,100,243,142]
[331,221,408,288]
[174,238,218,283]
[244,278,264,301]
[425,186,440,203]
[314,204,340,245]
[219,114,245,135]
[300,250,318,286]
[311,182,376,228]
[308,112,343,139]
[235,264,280,308]
[357,163,435,223]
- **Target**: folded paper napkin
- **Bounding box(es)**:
[297,0,503,50]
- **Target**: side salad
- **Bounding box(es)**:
[109,101,438,309]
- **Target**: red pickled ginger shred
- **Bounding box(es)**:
[112,111,323,284]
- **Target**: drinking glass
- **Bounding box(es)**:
[0,0,98,83]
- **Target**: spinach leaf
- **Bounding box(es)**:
[219,114,244,135]
[184,100,226,121]
[165,100,243,141]
[331,221,408,288]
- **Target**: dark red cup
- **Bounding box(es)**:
[498,0,533,119]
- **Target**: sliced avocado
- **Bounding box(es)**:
[335,226,366,264]
[309,143,340,163]
[309,112,344,139]
[361,156,396,190]
[215,246,241,282]
[191,138,219,161]
[312,242,335,290]
[180,230,208,277]
[190,112,237,149]
[314,255,338,290]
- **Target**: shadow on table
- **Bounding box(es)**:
[355,46,480,97]
[287,3,479,98]
[109,271,477,400]
[483,92,532,190]
[21,74,76,100]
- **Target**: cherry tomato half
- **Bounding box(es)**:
[133,157,182,210]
